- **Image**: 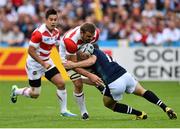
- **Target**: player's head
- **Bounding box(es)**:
[45,8,58,30]
[78,43,94,60]
[80,23,96,43]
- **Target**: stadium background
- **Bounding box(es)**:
[0,0,180,128]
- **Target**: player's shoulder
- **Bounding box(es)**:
[32,24,46,34]
[31,29,42,38]
[64,26,80,39]
[95,28,100,34]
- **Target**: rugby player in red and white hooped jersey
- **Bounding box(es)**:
[59,23,105,120]
[10,9,76,117]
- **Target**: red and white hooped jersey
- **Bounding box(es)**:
[28,24,60,61]
[62,26,99,54]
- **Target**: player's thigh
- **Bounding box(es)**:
[133,82,146,96]
[107,78,126,101]
[67,69,81,81]
[123,72,138,94]
[25,61,44,81]
[45,67,65,89]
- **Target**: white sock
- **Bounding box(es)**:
[73,92,88,115]
[15,87,31,97]
[57,89,67,113]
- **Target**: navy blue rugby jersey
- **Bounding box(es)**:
[91,49,127,85]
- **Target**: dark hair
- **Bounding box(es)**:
[80,22,96,33]
[45,8,57,19]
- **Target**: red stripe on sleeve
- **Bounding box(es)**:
[30,31,42,44]
[93,28,100,43]
[64,38,77,53]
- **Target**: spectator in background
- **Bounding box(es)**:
[162,20,180,46]
[11,0,23,10]
[0,0,180,47]
[0,19,12,47]
[17,0,35,17]
[6,24,24,46]
[4,2,18,23]
[35,0,47,18]
[107,20,120,40]
[147,27,164,46]
[0,0,7,7]
[99,16,110,41]
[142,2,157,18]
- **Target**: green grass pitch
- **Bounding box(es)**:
[0,81,179,128]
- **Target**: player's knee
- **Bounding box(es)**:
[68,69,81,81]
[73,79,83,92]
[29,87,41,99]
[55,79,65,89]
[103,97,116,110]
[30,93,40,99]
[134,83,146,96]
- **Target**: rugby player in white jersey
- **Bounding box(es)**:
[59,22,104,120]
[10,8,76,117]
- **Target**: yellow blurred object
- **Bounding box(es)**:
[94,0,103,21]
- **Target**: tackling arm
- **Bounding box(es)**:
[74,67,103,86]
[64,55,96,69]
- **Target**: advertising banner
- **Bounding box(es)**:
[1,47,179,81]
[102,47,180,81]
[0,47,69,81]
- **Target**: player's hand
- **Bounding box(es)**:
[63,61,75,69]
[88,73,104,86]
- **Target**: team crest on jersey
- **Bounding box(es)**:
[32,71,37,75]
[43,37,51,42]
[42,36,56,44]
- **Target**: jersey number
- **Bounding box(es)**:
[106,54,114,62]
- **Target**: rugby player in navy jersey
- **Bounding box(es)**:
[63,44,177,120]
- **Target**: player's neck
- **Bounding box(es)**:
[46,25,53,33]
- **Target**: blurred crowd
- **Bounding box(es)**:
[0,0,180,47]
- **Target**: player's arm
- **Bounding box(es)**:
[28,46,43,65]
[74,67,103,86]
[64,55,96,69]
[28,31,50,69]
[63,38,78,61]
[64,55,103,85]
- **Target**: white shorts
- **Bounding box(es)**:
[108,72,138,101]
[25,58,55,80]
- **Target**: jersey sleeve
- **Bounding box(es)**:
[64,38,78,54]
[29,31,42,48]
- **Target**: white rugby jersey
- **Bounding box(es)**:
[28,24,60,61]
[62,26,99,54]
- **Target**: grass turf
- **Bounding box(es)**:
[0,81,179,128]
